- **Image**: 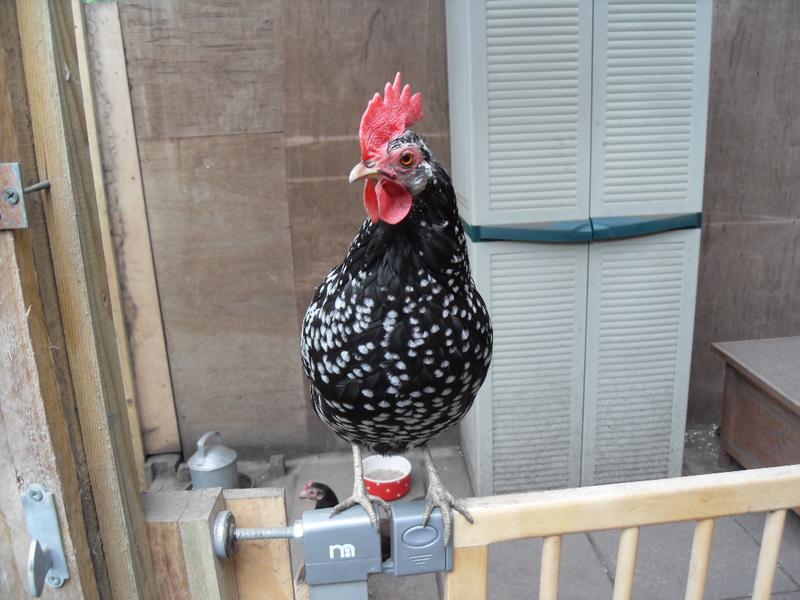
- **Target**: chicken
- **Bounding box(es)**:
[300,480,396,563]
[300,73,492,543]
[299,480,339,509]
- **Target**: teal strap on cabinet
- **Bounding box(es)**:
[462,213,701,243]
[591,213,702,240]
[461,219,593,243]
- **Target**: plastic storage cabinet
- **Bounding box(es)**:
[447,0,711,495]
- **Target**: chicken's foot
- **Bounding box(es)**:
[329,444,389,531]
[421,444,473,545]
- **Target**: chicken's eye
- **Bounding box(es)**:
[399,152,414,167]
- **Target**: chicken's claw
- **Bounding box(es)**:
[330,444,390,531]
[422,477,473,545]
[328,488,389,531]
[421,445,473,545]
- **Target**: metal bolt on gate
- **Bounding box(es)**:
[213,500,452,600]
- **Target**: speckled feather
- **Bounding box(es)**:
[300,133,492,455]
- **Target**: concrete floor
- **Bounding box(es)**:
[240,427,800,599]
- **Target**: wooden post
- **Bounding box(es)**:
[144,492,192,600]
[15,1,157,597]
[443,545,489,600]
[180,489,239,600]
[0,232,101,599]
[81,0,181,457]
[0,0,110,594]
[70,0,146,489]
[223,488,294,600]
[144,489,295,600]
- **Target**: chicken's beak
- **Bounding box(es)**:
[349,162,381,184]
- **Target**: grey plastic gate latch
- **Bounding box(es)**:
[388,500,453,577]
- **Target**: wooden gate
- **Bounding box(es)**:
[443,464,800,600]
[142,465,800,600]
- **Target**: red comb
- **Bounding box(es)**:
[359,72,424,161]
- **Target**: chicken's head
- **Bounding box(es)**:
[349,72,432,225]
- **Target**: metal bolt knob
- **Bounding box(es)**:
[212,510,300,559]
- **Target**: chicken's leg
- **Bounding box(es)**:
[421,445,473,544]
[329,444,389,530]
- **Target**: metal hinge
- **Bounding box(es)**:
[22,484,70,596]
[0,162,50,231]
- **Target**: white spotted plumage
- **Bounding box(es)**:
[300,132,492,456]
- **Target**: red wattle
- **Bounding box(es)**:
[363,180,379,223]
[376,179,412,224]
[363,179,412,225]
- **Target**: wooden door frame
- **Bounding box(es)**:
[1,0,157,597]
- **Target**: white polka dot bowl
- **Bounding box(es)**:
[363,455,412,501]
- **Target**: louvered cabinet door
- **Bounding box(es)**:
[446,0,593,226]
[590,0,712,217]
[581,229,700,485]
[464,239,588,495]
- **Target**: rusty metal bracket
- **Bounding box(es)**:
[1,163,51,230]
[0,162,28,230]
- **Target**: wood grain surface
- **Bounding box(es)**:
[713,337,800,413]
[691,0,800,424]
[17,1,157,596]
[180,488,238,600]
[138,134,306,455]
[144,492,192,600]
[119,0,282,140]
[0,233,100,600]
[112,0,455,454]
[73,0,147,488]
[1,2,111,595]
[83,2,180,455]
[223,488,294,600]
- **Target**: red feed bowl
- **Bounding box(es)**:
[363,455,412,501]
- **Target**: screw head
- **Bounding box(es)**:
[46,573,63,587]
[2,187,19,205]
[29,488,43,502]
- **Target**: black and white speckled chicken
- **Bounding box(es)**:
[300,73,492,542]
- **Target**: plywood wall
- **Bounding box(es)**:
[689,0,800,424]
[116,0,451,455]
[112,0,800,450]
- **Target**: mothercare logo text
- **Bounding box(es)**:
[328,543,356,559]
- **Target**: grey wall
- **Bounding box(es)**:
[689,0,800,425]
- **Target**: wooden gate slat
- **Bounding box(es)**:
[539,535,562,600]
[684,518,715,600]
[752,509,788,600]
[444,545,489,600]
[612,527,639,600]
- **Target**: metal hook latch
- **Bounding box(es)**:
[22,484,69,596]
